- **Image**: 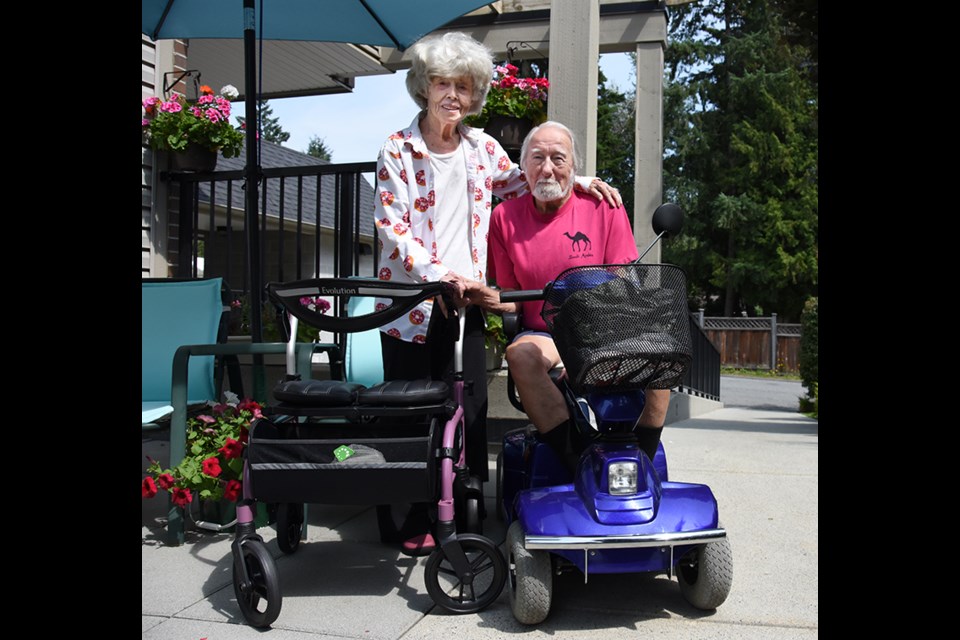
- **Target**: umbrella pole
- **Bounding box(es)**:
[243,0,266,401]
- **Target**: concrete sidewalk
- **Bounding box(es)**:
[142,406,818,639]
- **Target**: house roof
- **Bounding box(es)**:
[199,139,376,234]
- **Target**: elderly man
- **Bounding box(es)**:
[464,121,670,469]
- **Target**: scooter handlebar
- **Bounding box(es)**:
[499,289,545,303]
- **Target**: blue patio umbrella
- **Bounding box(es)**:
[141,0,492,342]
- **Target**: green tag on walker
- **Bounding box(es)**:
[333,445,355,462]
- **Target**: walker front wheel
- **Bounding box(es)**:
[233,539,282,627]
[424,534,506,614]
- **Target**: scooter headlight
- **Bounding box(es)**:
[608,461,638,495]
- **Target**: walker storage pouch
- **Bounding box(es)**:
[542,264,693,393]
[247,417,441,504]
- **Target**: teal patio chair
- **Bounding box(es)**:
[142,278,322,545]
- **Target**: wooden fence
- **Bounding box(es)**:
[697,314,801,373]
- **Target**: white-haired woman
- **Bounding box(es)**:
[373,32,619,556]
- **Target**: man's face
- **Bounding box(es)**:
[524,126,574,207]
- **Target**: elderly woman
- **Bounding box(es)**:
[373,31,619,555]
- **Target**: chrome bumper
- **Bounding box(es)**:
[524,527,726,551]
[524,528,726,582]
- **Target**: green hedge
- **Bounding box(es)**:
[799,297,818,399]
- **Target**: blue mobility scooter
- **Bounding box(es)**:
[496,204,733,624]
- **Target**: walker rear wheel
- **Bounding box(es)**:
[276,503,303,554]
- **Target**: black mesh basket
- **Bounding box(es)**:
[541,263,692,393]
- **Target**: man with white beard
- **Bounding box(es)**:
[463,121,671,471]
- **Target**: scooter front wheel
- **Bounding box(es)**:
[424,534,506,614]
[677,536,733,610]
[506,520,553,624]
[233,539,282,627]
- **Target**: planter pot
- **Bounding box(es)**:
[485,116,534,151]
[486,344,505,372]
[170,143,218,172]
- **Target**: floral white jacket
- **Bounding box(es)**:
[373,115,528,343]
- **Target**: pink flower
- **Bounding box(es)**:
[197,94,215,105]
[223,480,242,501]
[141,118,150,127]
[219,438,243,460]
[159,100,182,113]
[141,477,158,498]
[171,487,193,507]
[202,457,222,478]
[205,108,221,123]
[157,473,176,490]
[198,415,216,424]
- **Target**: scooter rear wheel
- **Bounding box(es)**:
[506,521,553,624]
[233,539,282,627]
[677,537,733,610]
[423,534,506,614]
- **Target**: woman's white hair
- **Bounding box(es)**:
[405,32,494,117]
[520,121,581,175]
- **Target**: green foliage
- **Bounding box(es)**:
[236,100,290,145]
[142,85,244,158]
[231,295,322,343]
[799,296,818,397]
[596,67,636,222]
[306,135,333,161]
[483,312,506,350]
[662,0,818,320]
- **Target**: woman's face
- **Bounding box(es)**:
[425,75,474,127]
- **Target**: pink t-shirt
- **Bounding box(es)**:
[488,191,639,331]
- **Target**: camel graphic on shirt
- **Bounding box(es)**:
[564,231,592,252]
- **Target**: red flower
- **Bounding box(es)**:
[157,473,176,490]
[219,438,243,460]
[171,487,193,507]
[223,480,242,502]
[202,457,223,478]
[141,477,158,499]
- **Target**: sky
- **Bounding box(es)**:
[262,53,636,164]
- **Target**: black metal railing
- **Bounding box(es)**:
[166,161,378,291]
[679,313,721,401]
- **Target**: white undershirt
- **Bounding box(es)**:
[430,141,472,278]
